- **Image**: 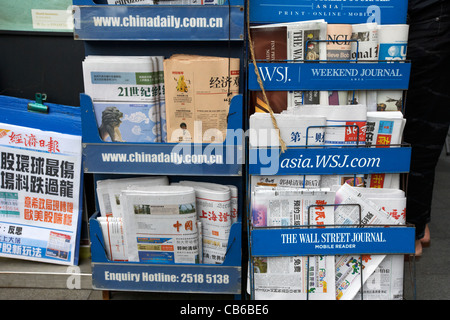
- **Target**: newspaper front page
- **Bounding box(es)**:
[120,187,200,264]
[251,187,335,300]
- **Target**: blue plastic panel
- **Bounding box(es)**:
[251,226,415,256]
[248,145,411,175]
[89,213,242,293]
[249,0,408,24]
[73,3,244,41]
[248,62,411,91]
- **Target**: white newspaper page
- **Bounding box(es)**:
[334,183,400,300]
[249,113,326,147]
[285,104,367,146]
[83,56,160,103]
[354,195,406,300]
[0,123,82,265]
[120,188,199,264]
[178,181,232,265]
[251,187,335,300]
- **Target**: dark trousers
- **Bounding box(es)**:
[404,3,450,239]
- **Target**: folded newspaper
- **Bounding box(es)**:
[251,187,336,300]
[96,176,169,218]
[83,55,165,142]
[177,180,233,264]
[283,104,367,146]
[98,216,128,261]
[350,187,406,300]
[120,186,200,264]
[333,183,402,300]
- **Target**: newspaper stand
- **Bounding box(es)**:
[73,0,245,296]
[245,0,416,300]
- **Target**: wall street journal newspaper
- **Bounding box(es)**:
[251,187,335,300]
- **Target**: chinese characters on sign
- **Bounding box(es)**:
[0,123,81,265]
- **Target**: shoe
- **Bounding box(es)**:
[420,224,430,247]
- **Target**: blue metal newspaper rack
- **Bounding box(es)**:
[73,0,246,296]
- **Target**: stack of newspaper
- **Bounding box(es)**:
[177,181,235,264]
[96,176,169,261]
[96,177,238,265]
[250,183,408,300]
[83,55,166,142]
[249,20,409,113]
[251,186,336,300]
[120,186,200,264]
[333,183,405,300]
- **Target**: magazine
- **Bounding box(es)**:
[178,181,233,264]
[249,20,327,113]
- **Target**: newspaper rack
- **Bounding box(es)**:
[248,204,416,300]
[81,93,244,176]
[75,0,245,296]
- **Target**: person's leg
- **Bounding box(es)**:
[404,16,450,253]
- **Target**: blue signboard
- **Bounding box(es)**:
[249,0,408,24]
[251,226,415,256]
[248,62,411,91]
[73,4,244,41]
[89,214,242,293]
[83,142,243,175]
[91,262,241,293]
[248,146,411,175]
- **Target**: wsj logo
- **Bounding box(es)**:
[258,66,291,83]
